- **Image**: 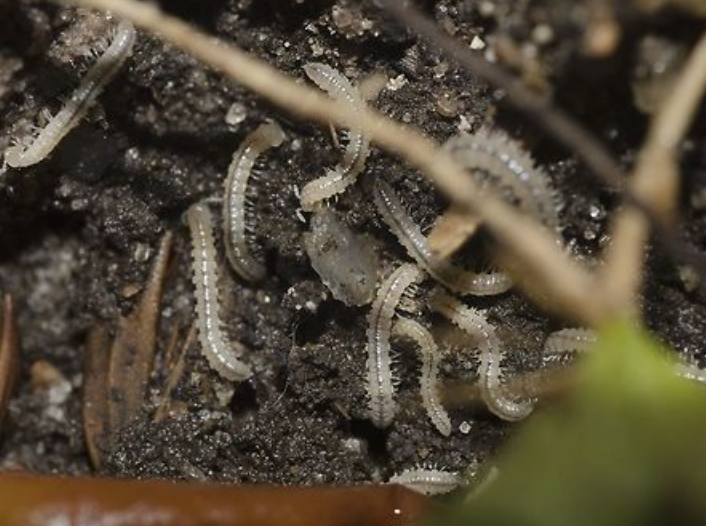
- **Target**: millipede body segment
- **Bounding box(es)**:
[300,63,370,210]
[187,202,253,382]
[4,19,136,168]
[393,317,452,436]
[389,468,463,495]
[366,263,423,428]
[373,179,512,296]
[223,121,286,282]
[444,127,560,232]
[543,328,597,358]
[429,290,533,422]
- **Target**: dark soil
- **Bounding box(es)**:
[0,0,705,483]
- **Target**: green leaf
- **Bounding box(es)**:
[439,321,706,526]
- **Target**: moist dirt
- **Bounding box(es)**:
[0,0,704,484]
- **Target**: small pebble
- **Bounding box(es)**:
[679,265,700,293]
[589,204,606,221]
[387,74,408,91]
[435,93,458,118]
[225,102,247,127]
[470,35,486,50]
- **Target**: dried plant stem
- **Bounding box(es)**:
[603,31,706,316]
[57,0,605,325]
[82,232,173,468]
[427,206,480,261]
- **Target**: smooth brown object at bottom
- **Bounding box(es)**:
[0,474,432,526]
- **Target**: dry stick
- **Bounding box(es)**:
[0,475,431,526]
[56,0,605,326]
[603,31,706,316]
[427,206,481,261]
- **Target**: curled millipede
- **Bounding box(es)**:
[429,289,533,421]
[444,127,560,232]
[389,468,463,495]
[300,63,370,211]
[4,20,136,168]
[223,121,285,282]
[186,202,252,382]
[543,328,597,361]
[392,317,452,436]
[373,179,512,296]
[366,263,423,428]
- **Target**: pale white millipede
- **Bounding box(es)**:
[543,328,597,359]
[299,63,370,211]
[186,201,253,382]
[429,289,533,422]
[366,263,423,428]
[389,467,463,495]
[373,179,512,297]
[222,121,285,282]
[392,316,452,436]
[4,19,136,168]
[444,127,560,233]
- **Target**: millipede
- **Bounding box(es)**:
[373,179,513,297]
[223,121,286,282]
[299,63,370,211]
[389,467,463,496]
[186,201,253,382]
[543,328,597,359]
[366,263,423,428]
[393,316,452,436]
[429,289,534,422]
[4,19,135,168]
[443,127,560,233]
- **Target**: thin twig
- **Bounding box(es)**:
[602,31,706,316]
[427,206,480,261]
[55,0,607,325]
[0,474,431,526]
